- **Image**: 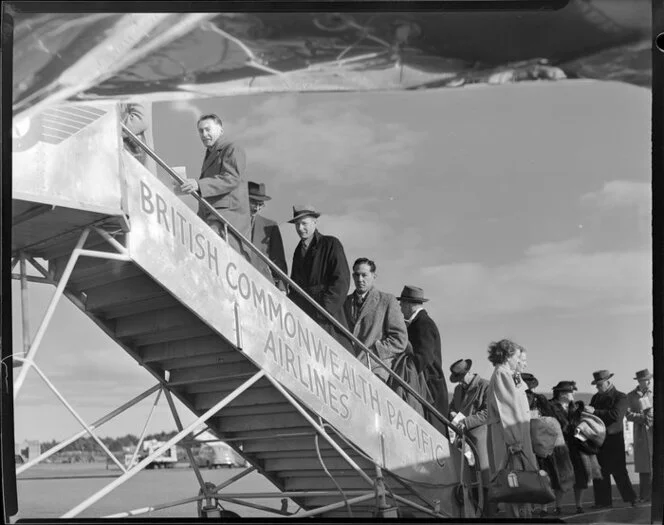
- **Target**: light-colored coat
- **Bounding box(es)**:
[487,365,537,517]
[449,373,491,484]
[343,287,407,381]
[626,387,653,473]
[487,364,537,474]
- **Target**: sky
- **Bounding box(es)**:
[11,80,652,444]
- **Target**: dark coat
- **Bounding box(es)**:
[197,137,251,241]
[526,390,554,417]
[289,230,352,351]
[407,309,449,431]
[590,385,630,473]
[590,385,629,435]
[449,374,491,484]
[251,214,288,290]
[550,400,601,489]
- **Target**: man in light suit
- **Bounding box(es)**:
[398,285,449,433]
[248,181,288,291]
[343,258,408,381]
[177,114,251,258]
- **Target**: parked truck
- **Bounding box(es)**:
[124,439,178,469]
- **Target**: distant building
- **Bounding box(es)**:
[15,440,40,462]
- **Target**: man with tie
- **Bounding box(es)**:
[177,114,251,258]
[343,258,408,381]
[397,285,449,432]
[288,205,353,352]
[248,181,288,291]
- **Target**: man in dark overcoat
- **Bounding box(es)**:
[288,205,352,352]
[248,181,288,291]
[587,369,638,508]
[177,114,251,259]
[397,285,449,434]
[448,359,491,514]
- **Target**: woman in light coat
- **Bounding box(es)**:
[486,339,537,518]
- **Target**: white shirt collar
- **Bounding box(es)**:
[406,306,424,324]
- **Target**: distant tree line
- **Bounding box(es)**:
[39,430,181,454]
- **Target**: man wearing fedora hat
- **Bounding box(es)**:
[177,114,251,258]
[588,370,638,508]
[448,359,492,514]
[626,369,653,502]
[397,286,449,432]
[288,205,352,352]
[247,181,288,292]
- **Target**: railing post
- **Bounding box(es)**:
[14,228,90,397]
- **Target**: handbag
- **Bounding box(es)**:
[488,446,555,504]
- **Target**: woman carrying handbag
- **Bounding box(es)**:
[485,340,550,518]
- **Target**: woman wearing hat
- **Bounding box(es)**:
[626,369,653,502]
[523,375,573,517]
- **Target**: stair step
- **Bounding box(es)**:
[182,375,271,394]
[71,261,142,289]
[140,335,234,363]
[242,436,352,454]
[168,362,257,385]
[129,324,214,346]
[218,403,296,418]
[85,275,166,311]
[282,476,372,492]
[157,351,248,371]
[263,457,374,472]
[115,306,202,338]
[195,385,284,410]
[99,294,180,319]
[214,412,309,433]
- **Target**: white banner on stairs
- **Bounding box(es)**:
[124,158,458,496]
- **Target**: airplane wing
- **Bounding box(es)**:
[10,1,650,120]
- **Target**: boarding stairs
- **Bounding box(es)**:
[11,103,481,519]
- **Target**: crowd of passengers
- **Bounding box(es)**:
[122,108,653,519]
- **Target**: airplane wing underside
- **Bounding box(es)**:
[10,2,651,119]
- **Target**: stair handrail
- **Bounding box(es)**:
[121,125,482,474]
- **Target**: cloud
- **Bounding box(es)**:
[420,238,651,320]
[581,180,650,211]
[235,95,425,187]
[171,99,201,123]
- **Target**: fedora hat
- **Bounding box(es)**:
[288,204,321,223]
[396,285,429,303]
[634,369,653,381]
[591,369,614,385]
[520,373,538,389]
[449,359,472,383]
[248,181,271,201]
[552,380,577,393]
